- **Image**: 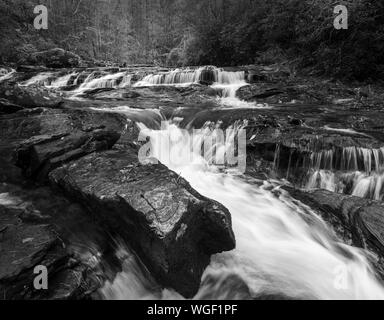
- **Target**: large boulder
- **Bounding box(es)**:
[19,48,81,69]
[49,149,236,298]
[0,98,24,114]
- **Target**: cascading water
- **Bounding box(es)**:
[306,147,384,200]
[75,71,130,93]
[20,72,54,86]
[211,70,263,108]
[101,121,384,300]
[17,66,265,108]
[47,72,78,88]
[135,66,266,108]
[134,67,207,87]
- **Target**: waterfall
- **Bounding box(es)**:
[306,170,337,192]
[305,147,384,200]
[20,72,54,86]
[135,67,246,88]
[47,72,78,88]
[75,71,128,93]
[119,74,132,88]
[213,71,247,97]
[101,121,384,300]
[212,70,268,108]
[134,66,265,108]
[134,67,210,87]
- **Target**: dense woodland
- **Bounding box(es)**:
[0,0,383,80]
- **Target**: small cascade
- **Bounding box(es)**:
[273,143,281,172]
[309,147,384,173]
[305,146,384,200]
[213,70,247,98]
[212,70,267,108]
[133,66,247,90]
[133,66,265,108]
[20,72,54,86]
[134,66,210,87]
[47,72,78,88]
[73,71,92,86]
[75,71,130,93]
[310,150,334,171]
[306,171,337,192]
[119,74,132,87]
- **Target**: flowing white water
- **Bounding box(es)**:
[211,71,265,108]
[306,147,384,200]
[102,121,384,300]
[135,67,267,108]
[134,67,206,87]
[19,72,54,86]
[47,72,77,88]
[75,71,128,93]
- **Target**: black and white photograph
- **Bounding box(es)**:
[0,0,384,308]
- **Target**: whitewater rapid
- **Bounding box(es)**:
[102,122,384,300]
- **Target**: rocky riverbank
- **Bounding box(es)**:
[1,59,384,299]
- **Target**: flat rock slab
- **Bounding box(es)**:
[49,149,235,297]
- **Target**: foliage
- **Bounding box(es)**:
[0,0,383,80]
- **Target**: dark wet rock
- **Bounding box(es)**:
[49,149,236,298]
[19,49,81,69]
[287,116,303,126]
[78,88,115,98]
[199,68,217,86]
[0,183,112,300]
[233,65,291,83]
[0,108,127,185]
[0,82,63,109]
[237,85,284,101]
[0,99,24,114]
[14,128,120,181]
[16,65,51,73]
[0,108,126,142]
[121,91,141,99]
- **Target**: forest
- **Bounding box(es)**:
[1,0,384,79]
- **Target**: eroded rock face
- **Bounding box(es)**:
[49,149,235,298]
[14,129,120,181]
[0,185,108,300]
